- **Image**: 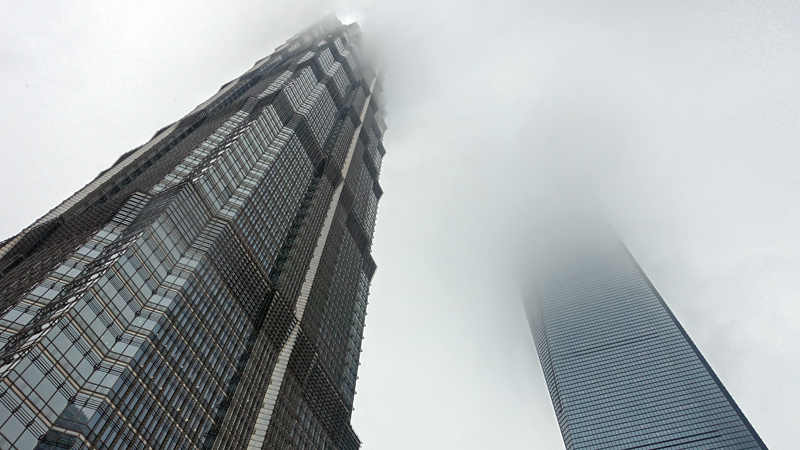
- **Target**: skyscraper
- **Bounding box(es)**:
[524,230,768,450]
[0,15,385,450]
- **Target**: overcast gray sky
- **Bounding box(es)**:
[2,1,800,448]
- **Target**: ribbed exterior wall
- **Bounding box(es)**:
[525,240,768,450]
[0,15,386,450]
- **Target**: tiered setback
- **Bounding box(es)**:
[0,16,386,450]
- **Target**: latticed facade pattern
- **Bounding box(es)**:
[0,15,386,450]
[525,240,768,450]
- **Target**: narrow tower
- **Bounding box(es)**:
[0,16,385,450]
[524,229,767,450]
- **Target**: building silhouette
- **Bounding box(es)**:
[0,15,385,450]
[525,230,768,450]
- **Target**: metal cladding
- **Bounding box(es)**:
[525,236,768,450]
[0,15,385,450]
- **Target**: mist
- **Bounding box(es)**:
[2,1,799,448]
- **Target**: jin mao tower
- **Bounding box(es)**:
[0,16,385,450]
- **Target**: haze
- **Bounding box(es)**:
[2,1,799,448]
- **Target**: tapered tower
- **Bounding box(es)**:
[524,229,767,450]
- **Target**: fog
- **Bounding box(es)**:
[2,1,800,448]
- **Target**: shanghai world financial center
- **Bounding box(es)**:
[0,14,767,450]
[525,233,768,449]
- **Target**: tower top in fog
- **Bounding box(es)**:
[0,16,386,450]
[524,232,768,449]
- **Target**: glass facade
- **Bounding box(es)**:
[0,15,385,450]
[525,235,768,450]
